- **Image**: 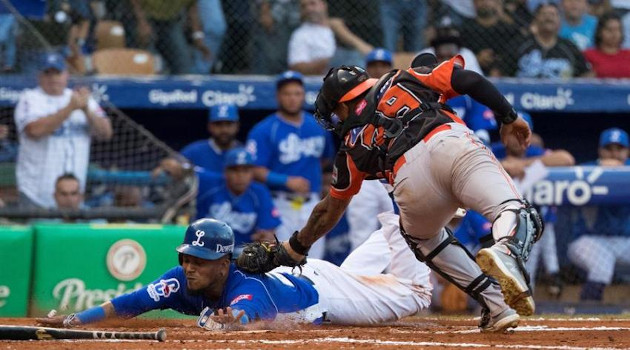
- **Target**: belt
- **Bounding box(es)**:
[392,123,452,176]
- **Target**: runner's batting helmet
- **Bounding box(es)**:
[176,218,234,263]
[314,65,377,131]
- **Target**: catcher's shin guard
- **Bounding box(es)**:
[400,224,508,315]
[491,200,544,263]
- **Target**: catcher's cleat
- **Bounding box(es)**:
[479,307,520,333]
[476,243,535,316]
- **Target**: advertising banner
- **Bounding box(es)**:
[0,75,629,112]
[30,224,186,317]
[0,226,33,317]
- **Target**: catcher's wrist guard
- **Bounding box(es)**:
[288,231,310,256]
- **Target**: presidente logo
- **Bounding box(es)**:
[106,239,147,281]
[523,167,609,206]
[0,285,9,308]
[52,278,143,311]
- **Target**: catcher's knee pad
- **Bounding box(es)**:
[492,200,544,263]
[399,225,494,308]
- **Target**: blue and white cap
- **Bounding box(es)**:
[365,48,393,65]
[40,52,66,71]
[600,127,629,148]
[276,70,304,90]
[209,104,239,122]
[224,147,254,168]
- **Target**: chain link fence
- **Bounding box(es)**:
[1,0,626,77]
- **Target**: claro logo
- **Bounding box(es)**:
[523,167,609,206]
[520,87,574,110]
[201,84,256,107]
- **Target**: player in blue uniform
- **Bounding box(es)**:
[246,71,335,259]
[180,104,241,174]
[568,127,630,301]
[196,147,281,245]
[37,217,433,328]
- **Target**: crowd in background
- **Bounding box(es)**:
[1,0,630,77]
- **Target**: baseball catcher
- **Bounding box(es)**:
[237,53,543,332]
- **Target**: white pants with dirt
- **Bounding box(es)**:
[275,212,432,325]
[393,122,524,318]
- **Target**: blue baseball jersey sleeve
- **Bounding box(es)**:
[196,181,281,245]
[447,95,497,131]
[246,112,334,193]
[110,264,319,323]
[181,139,238,173]
[453,211,492,248]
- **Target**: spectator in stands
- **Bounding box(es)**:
[583,13,630,78]
[417,24,483,75]
[0,4,17,72]
[379,0,428,52]
[130,0,210,74]
[195,147,281,245]
[54,173,82,211]
[365,48,393,78]
[246,71,335,259]
[179,104,240,175]
[288,0,373,74]
[0,124,17,162]
[217,0,252,73]
[193,0,226,74]
[14,53,112,209]
[252,0,301,74]
[461,0,522,76]
[287,0,335,74]
[559,0,598,50]
[504,0,534,36]
[513,3,593,78]
[568,127,630,301]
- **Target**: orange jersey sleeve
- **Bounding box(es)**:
[407,55,465,102]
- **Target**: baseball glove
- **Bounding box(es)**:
[236,240,306,274]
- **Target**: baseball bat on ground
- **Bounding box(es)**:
[0,325,166,342]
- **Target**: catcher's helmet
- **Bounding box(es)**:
[314,65,377,131]
[176,218,234,262]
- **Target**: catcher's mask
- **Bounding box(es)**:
[314,65,377,135]
[176,218,234,264]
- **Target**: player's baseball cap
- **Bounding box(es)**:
[276,70,304,90]
[208,104,239,123]
[223,147,254,168]
[39,52,66,72]
[599,128,629,148]
[365,48,393,65]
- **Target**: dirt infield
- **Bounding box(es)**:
[1,316,629,349]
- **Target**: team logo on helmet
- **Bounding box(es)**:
[192,230,205,247]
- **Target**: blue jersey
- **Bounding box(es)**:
[196,178,281,245]
[453,211,492,249]
[180,139,240,174]
[110,264,319,322]
[246,112,336,193]
[491,143,546,160]
[447,95,497,131]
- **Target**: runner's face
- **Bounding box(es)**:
[181,255,226,292]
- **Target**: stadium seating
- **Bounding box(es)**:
[94,20,126,51]
[92,48,155,75]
